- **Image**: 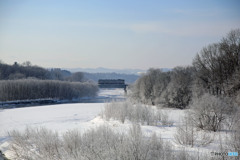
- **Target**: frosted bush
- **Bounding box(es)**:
[102,101,166,126]
[174,114,214,147]
[8,125,189,160]
[189,93,234,132]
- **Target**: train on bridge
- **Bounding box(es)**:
[98,79,127,92]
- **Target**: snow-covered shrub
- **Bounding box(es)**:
[174,115,197,147]
[102,101,165,126]
[133,104,155,125]
[189,93,234,132]
[126,124,174,160]
[9,127,62,160]
[9,125,190,160]
[103,101,130,123]
[174,113,214,147]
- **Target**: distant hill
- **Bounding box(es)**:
[0,62,171,84]
[64,67,145,75]
[64,67,172,84]
[64,67,172,75]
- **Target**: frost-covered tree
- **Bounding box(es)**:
[130,29,240,112]
[163,66,193,109]
[131,67,193,108]
[131,69,170,105]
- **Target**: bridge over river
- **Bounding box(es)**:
[98,79,127,92]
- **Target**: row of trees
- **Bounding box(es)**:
[131,29,240,109]
[0,61,50,80]
[0,79,98,101]
[0,61,100,102]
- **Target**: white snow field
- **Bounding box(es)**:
[0,89,230,159]
[0,89,125,157]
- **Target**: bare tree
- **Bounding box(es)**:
[193,29,240,96]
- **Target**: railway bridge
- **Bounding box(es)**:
[98,79,127,92]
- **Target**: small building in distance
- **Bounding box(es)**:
[98,79,127,91]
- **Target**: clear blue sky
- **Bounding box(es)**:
[0,0,240,69]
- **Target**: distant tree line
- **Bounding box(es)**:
[0,61,85,82]
[0,79,98,101]
[0,61,139,84]
[131,29,240,109]
[0,62,99,101]
[0,61,50,80]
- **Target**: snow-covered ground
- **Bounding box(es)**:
[0,88,125,137]
[0,89,125,157]
[0,89,231,159]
